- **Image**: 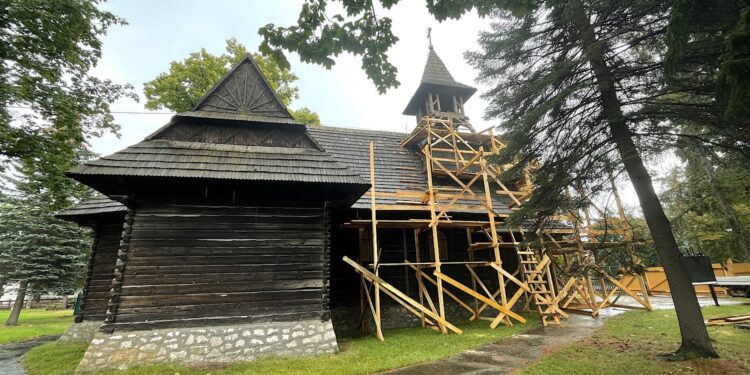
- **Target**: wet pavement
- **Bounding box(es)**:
[381,296,742,375]
[0,335,60,375]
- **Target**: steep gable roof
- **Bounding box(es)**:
[421,48,473,89]
[67,55,369,197]
[403,47,477,116]
[177,54,301,125]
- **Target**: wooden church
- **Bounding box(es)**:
[60,47,571,371]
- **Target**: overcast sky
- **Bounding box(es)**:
[88,1,681,211]
[91,0,493,154]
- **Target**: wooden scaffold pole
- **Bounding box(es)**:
[425,120,447,333]
[369,141,384,340]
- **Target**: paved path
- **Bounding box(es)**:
[381,296,739,375]
[0,335,60,375]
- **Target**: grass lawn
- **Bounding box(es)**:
[24,316,538,375]
[519,302,750,375]
[0,308,73,344]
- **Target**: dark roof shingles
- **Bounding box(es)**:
[308,126,512,214]
[56,195,126,218]
[421,48,474,90]
[68,139,367,185]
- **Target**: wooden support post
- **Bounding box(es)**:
[466,228,480,316]
[434,271,526,324]
[369,141,383,341]
[413,229,426,327]
[343,256,462,334]
[402,228,410,297]
[480,148,510,326]
[637,274,652,310]
[406,262,476,316]
[424,121,447,332]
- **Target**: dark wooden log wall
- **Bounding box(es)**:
[105,203,328,331]
[78,220,124,322]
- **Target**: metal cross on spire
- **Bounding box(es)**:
[427,27,433,49]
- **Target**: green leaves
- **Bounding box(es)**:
[664,0,750,149]
[0,0,135,208]
[258,0,400,93]
[292,107,322,126]
[142,38,322,126]
[143,38,302,111]
[662,147,750,261]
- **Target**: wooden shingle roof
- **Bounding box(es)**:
[403,47,477,115]
[68,54,369,193]
[68,139,367,185]
[57,195,126,217]
[67,126,517,217]
[308,126,513,215]
[420,48,475,90]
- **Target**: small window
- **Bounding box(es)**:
[359,228,371,262]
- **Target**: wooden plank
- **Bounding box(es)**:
[369,141,384,341]
[425,130,447,330]
[406,262,476,316]
[343,256,462,334]
[489,263,531,293]
[433,271,526,324]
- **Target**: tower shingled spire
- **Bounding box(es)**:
[403,47,477,118]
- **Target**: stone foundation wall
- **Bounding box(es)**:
[76,319,337,372]
[58,321,101,344]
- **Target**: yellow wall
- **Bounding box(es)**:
[620,260,749,295]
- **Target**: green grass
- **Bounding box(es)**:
[24,315,537,375]
[0,309,74,344]
[519,303,750,375]
[22,342,89,375]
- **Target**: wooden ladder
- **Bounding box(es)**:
[516,247,566,326]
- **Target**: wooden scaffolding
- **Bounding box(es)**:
[541,179,653,317]
[344,113,568,340]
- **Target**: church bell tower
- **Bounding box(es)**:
[403,39,477,125]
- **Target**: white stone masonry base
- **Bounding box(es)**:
[58,321,101,344]
[75,319,338,372]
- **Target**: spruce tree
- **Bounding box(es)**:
[0,197,90,325]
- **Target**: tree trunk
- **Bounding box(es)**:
[693,148,750,261]
[60,294,69,310]
[5,280,28,326]
[569,1,718,358]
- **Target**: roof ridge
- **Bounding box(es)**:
[312,125,407,137]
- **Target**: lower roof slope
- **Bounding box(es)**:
[57,195,127,218]
[66,126,515,217]
[68,139,367,185]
